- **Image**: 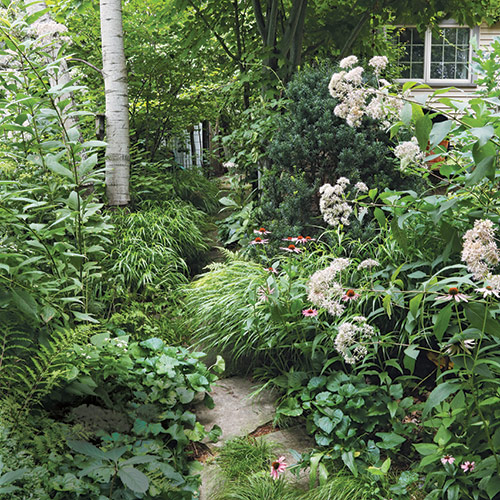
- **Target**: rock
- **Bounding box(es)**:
[194,377,277,445]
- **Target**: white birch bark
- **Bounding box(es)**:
[100,0,130,206]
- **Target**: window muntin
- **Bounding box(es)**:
[396,25,474,84]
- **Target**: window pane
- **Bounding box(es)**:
[457,29,470,44]
[412,45,424,61]
[430,27,471,80]
[411,63,424,78]
[400,63,411,78]
[444,45,456,62]
[456,64,469,79]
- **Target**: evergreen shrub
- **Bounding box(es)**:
[261,64,416,238]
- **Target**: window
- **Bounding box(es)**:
[396,24,477,85]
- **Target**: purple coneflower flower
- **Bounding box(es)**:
[265,266,278,274]
[436,287,469,303]
[280,244,302,253]
[254,227,271,235]
[270,456,287,480]
[342,289,360,301]
[250,236,268,245]
[302,308,318,317]
[461,461,475,472]
[441,454,455,465]
[476,285,500,299]
[282,236,297,242]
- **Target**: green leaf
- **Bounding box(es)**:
[429,120,452,149]
[67,440,107,459]
[79,153,98,176]
[0,468,29,486]
[486,475,500,499]
[316,416,334,434]
[341,451,358,477]
[409,294,424,317]
[141,338,164,351]
[122,455,157,466]
[415,114,433,150]
[46,155,73,179]
[375,432,406,449]
[117,467,149,494]
[433,303,453,342]
[72,311,99,323]
[466,154,496,186]
[381,457,391,474]
[104,446,127,462]
[11,289,38,318]
[413,443,439,455]
[469,125,495,147]
[464,303,500,338]
[401,102,412,125]
[40,305,56,323]
[423,382,462,418]
[374,207,386,228]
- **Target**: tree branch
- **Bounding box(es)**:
[68,57,103,76]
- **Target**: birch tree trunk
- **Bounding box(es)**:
[100,0,130,206]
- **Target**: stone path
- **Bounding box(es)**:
[194,376,314,500]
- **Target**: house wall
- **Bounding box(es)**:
[410,22,500,115]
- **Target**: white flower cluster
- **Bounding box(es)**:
[393,138,425,171]
[34,20,68,37]
[319,178,352,226]
[354,181,368,193]
[368,56,389,75]
[357,258,380,270]
[461,219,499,281]
[328,55,402,129]
[335,316,374,364]
[307,258,351,317]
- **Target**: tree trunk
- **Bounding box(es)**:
[100,0,130,206]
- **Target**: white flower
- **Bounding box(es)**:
[462,219,499,280]
[357,259,380,270]
[339,55,359,69]
[344,66,364,85]
[354,182,368,193]
[335,318,374,364]
[368,56,389,74]
[394,138,424,170]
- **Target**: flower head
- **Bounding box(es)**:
[258,285,275,302]
[357,259,380,270]
[280,244,302,253]
[254,227,271,235]
[296,235,316,244]
[302,308,318,317]
[265,266,278,274]
[436,287,469,303]
[368,55,389,74]
[270,456,287,480]
[342,289,360,301]
[441,455,455,465]
[339,55,358,69]
[250,237,268,245]
[476,285,500,299]
[461,461,475,472]
[282,236,297,242]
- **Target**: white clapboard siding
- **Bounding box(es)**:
[409,22,500,113]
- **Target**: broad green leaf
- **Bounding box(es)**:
[409,294,424,317]
[423,382,461,417]
[429,120,452,148]
[46,155,73,179]
[11,289,38,318]
[141,337,164,351]
[117,467,149,494]
[67,440,107,459]
[401,102,412,125]
[375,432,406,449]
[413,443,439,455]
[374,207,386,228]
[316,416,334,434]
[341,451,357,477]
[486,475,500,499]
[0,468,29,486]
[433,303,453,342]
[469,125,495,147]
[466,155,496,186]
[415,114,432,150]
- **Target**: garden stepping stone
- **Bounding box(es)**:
[194,377,314,500]
[194,376,277,444]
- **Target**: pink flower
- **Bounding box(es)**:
[436,287,469,303]
[270,456,287,480]
[282,236,297,242]
[476,285,500,299]
[441,454,455,465]
[265,266,278,274]
[461,461,475,472]
[254,227,271,235]
[342,289,360,301]
[296,235,316,244]
[302,308,318,317]
[280,244,302,253]
[250,237,268,245]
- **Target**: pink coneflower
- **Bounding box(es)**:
[476,285,500,299]
[296,235,316,243]
[280,244,302,253]
[302,308,318,317]
[282,236,297,242]
[270,456,287,480]
[461,461,475,472]
[265,266,278,274]
[342,289,360,301]
[441,454,455,465]
[254,227,271,235]
[250,236,268,245]
[436,287,469,303]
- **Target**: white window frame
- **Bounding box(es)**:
[396,20,479,86]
